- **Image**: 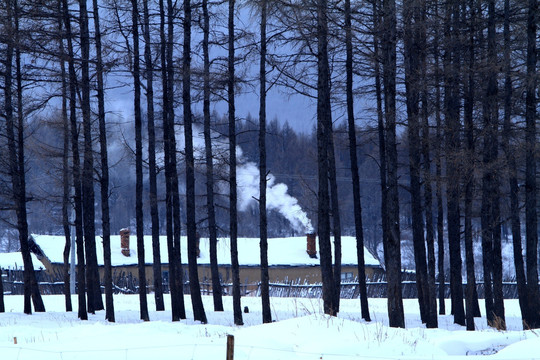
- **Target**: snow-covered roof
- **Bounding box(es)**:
[0,252,44,271]
[31,234,380,268]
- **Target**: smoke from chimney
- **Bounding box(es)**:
[178,125,313,234]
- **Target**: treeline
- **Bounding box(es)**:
[0,0,539,331]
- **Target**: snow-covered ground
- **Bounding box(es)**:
[0,295,538,359]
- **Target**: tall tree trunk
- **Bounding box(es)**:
[202,0,223,313]
[420,0,438,328]
[92,0,114,322]
[382,0,404,328]
[502,0,528,327]
[131,0,149,322]
[184,0,207,324]
[159,0,185,321]
[403,0,432,327]
[444,0,465,326]
[328,129,342,313]
[374,0,390,320]
[433,0,445,316]
[228,0,243,326]
[481,0,505,329]
[347,0,370,322]
[463,0,479,331]
[0,269,4,312]
[143,0,165,313]
[259,0,272,324]
[6,0,45,314]
[58,0,73,313]
[317,0,336,317]
[168,0,186,320]
[524,0,540,330]
[79,0,102,313]
[62,0,87,320]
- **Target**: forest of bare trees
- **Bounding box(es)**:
[0,0,539,331]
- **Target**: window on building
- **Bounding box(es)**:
[341,272,353,281]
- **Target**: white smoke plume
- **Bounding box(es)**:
[181,125,314,234]
[237,162,314,233]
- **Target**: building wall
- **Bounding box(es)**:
[44,261,383,290]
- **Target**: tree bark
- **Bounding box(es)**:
[463,0,479,330]
[62,0,87,320]
[202,0,223,313]
[502,0,528,327]
[5,0,45,314]
[167,0,186,321]
[131,0,149,322]
[143,0,165,313]
[259,0,272,324]
[317,0,336,317]
[0,269,4,312]
[524,0,540,330]
[432,0,445,316]
[419,0,438,328]
[382,0,404,328]
[184,0,207,324]
[403,0,432,327]
[79,0,102,313]
[58,0,73,313]
[228,0,243,326]
[92,0,114,322]
[443,0,465,326]
[159,0,185,321]
[347,0,370,322]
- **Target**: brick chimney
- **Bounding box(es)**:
[306,233,317,259]
[120,228,130,257]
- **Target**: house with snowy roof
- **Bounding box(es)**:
[29,232,383,293]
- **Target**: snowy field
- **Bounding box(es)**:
[0,295,539,359]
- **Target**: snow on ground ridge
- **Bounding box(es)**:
[0,296,539,359]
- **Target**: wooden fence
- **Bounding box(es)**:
[261,280,521,299]
[0,269,523,299]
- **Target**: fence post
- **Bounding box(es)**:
[226,334,234,360]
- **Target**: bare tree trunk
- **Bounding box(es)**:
[328,130,342,313]
[202,0,223,313]
[143,0,165,313]
[159,0,185,321]
[317,0,336,317]
[524,0,540,330]
[403,0,432,327]
[167,0,186,320]
[374,0,390,320]
[432,0,445,316]
[92,0,114,322]
[58,0,72,313]
[480,0,505,329]
[184,0,207,324]
[419,0,437,328]
[444,0,465,326]
[5,0,45,314]
[228,0,243,326]
[347,0,370,322]
[259,0,272,324]
[463,0,479,330]
[502,0,528,327]
[62,0,87,320]
[381,0,404,328]
[131,0,149,322]
[79,0,102,313]
[0,269,4,312]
